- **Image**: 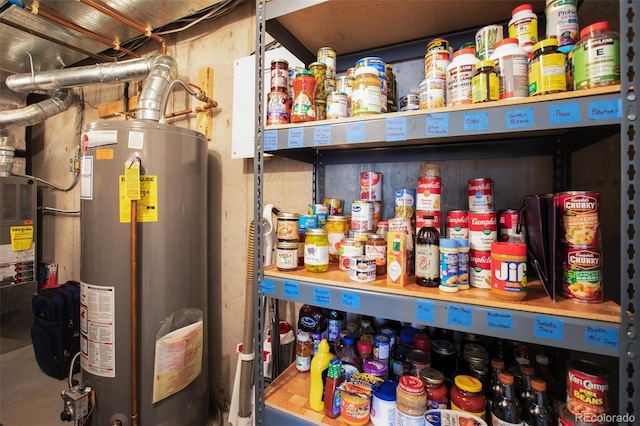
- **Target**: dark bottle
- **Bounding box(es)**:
[327,309,345,352]
[297,304,328,354]
[492,371,523,426]
[323,358,345,419]
[517,364,535,410]
[523,378,556,426]
[415,215,440,287]
[335,334,362,378]
[486,358,505,419]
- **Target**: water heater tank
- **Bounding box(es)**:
[80,121,208,425]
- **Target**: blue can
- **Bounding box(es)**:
[298,215,318,231]
[439,238,459,292]
[455,238,470,290]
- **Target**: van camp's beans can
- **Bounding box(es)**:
[470,249,492,289]
[446,210,469,239]
[351,200,375,231]
[468,178,494,211]
[499,209,525,243]
[566,359,609,419]
[561,246,603,303]
[468,211,497,251]
[556,191,600,247]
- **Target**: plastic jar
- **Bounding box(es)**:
[366,233,387,275]
[490,38,529,99]
[340,383,372,426]
[528,38,567,96]
[351,66,382,116]
[573,21,620,90]
[420,368,448,409]
[373,334,390,364]
[304,228,329,272]
[545,0,579,53]
[370,380,398,426]
[291,69,317,122]
[326,215,349,263]
[295,331,313,372]
[472,59,499,103]
[396,375,428,424]
[439,238,459,293]
[450,375,487,419]
[490,241,527,300]
[446,47,478,106]
[276,241,299,271]
[508,4,538,55]
[364,359,388,380]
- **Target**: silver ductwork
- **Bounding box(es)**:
[0,89,73,128]
[136,55,178,121]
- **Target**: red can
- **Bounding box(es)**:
[468,211,497,251]
[416,176,442,211]
[498,209,525,243]
[555,191,601,247]
[468,178,494,211]
[469,249,491,289]
[561,246,603,303]
[446,210,469,239]
[566,359,609,421]
[360,171,383,200]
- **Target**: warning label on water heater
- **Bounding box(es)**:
[118,175,158,223]
[80,282,116,378]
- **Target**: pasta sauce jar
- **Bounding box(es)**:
[291,69,317,122]
[450,375,486,419]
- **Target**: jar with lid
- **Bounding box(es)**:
[407,349,431,377]
[528,38,567,96]
[430,339,457,380]
[270,59,289,92]
[276,241,299,271]
[304,228,329,272]
[376,220,389,240]
[276,212,300,241]
[490,38,529,99]
[366,233,387,275]
[446,47,479,106]
[373,334,390,364]
[573,21,620,90]
[472,59,499,103]
[363,359,388,380]
[357,338,373,362]
[508,4,538,55]
[360,319,376,342]
[413,333,430,354]
[396,375,428,424]
[291,69,317,123]
[308,62,328,101]
[420,368,448,409]
[451,375,487,419]
[295,331,313,372]
[462,348,489,376]
[491,242,527,301]
[351,66,382,116]
[326,215,349,263]
[390,344,411,380]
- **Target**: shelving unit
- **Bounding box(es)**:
[252,1,638,425]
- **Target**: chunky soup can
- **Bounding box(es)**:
[561,246,603,303]
[556,191,600,247]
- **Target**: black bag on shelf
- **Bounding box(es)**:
[30,280,81,380]
[523,194,557,301]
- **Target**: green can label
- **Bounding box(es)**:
[573,36,620,89]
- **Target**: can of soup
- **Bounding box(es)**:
[468,211,497,251]
[561,246,603,303]
[556,191,600,247]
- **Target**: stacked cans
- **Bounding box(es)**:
[266,59,291,125]
[416,163,442,231]
[420,38,450,110]
[466,178,497,289]
[556,191,603,303]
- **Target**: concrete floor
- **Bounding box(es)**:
[0,345,226,425]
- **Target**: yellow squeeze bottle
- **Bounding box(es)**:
[308,339,335,411]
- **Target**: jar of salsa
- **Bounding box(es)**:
[450,375,486,419]
[420,368,448,409]
[291,69,317,123]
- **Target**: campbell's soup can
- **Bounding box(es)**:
[499,209,525,243]
[566,359,609,420]
[561,246,603,303]
[416,210,442,233]
[468,178,494,211]
[360,171,383,200]
[469,249,492,289]
[556,191,600,247]
[468,211,497,251]
[446,210,469,239]
[416,176,442,211]
[351,200,374,231]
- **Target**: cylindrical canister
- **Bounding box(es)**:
[446,210,469,239]
[561,246,603,303]
[446,47,478,106]
[266,91,290,125]
[424,48,451,80]
[394,189,416,220]
[350,255,377,282]
[490,38,529,99]
[468,178,494,211]
[457,238,470,290]
[339,238,365,271]
[416,176,442,211]
[399,93,420,111]
[528,38,567,96]
[490,242,527,301]
[276,241,299,271]
[360,171,383,200]
[475,24,504,60]
[545,0,579,53]
[499,209,526,243]
[566,359,609,418]
[326,91,349,119]
[439,238,459,293]
[351,200,375,232]
[555,191,601,247]
[470,249,492,289]
[573,22,620,90]
[472,59,499,103]
[468,211,497,251]
[419,77,446,109]
[508,4,538,55]
[277,212,300,241]
[317,47,337,92]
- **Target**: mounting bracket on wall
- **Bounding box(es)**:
[196,67,215,140]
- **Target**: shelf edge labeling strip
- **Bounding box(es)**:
[341,291,360,309]
[463,112,489,131]
[416,299,435,323]
[588,99,622,120]
[549,102,581,124]
[505,107,534,129]
[426,113,449,136]
[346,122,365,143]
[314,125,331,146]
[386,117,407,141]
[288,128,304,148]
[264,130,278,151]
[313,287,331,306]
[283,280,299,299]
[260,279,275,294]
[448,303,472,328]
[533,315,564,340]
[585,324,619,349]
[486,309,514,331]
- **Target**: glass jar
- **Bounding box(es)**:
[365,233,387,275]
[276,212,300,241]
[308,61,328,101]
[407,349,430,377]
[291,69,317,123]
[351,66,382,116]
[304,228,329,272]
[326,215,349,263]
[276,241,299,271]
[450,375,487,419]
[390,344,410,381]
[430,339,457,380]
[396,375,428,423]
[420,368,448,409]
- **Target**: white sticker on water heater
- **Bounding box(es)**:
[128,131,144,149]
[80,281,116,378]
[80,156,93,200]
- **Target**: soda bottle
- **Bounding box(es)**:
[298,304,328,354]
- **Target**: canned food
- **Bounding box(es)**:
[468,178,494,211]
[446,210,469,239]
[468,211,497,251]
[566,359,609,419]
[561,246,603,303]
[351,200,375,231]
[469,249,492,289]
[427,38,450,54]
[349,256,377,282]
[424,49,451,80]
[395,189,416,219]
[399,93,420,111]
[324,198,344,215]
[556,191,601,247]
[339,238,364,271]
[298,215,318,231]
[419,77,446,109]
[326,91,349,119]
[360,171,382,200]
[416,176,442,211]
[498,209,525,243]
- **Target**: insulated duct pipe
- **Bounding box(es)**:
[0,89,73,128]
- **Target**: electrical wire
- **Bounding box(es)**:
[40,207,80,214]
[81,391,96,426]
[68,351,82,388]
[12,172,79,192]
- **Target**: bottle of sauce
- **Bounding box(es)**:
[492,371,523,426]
[327,309,345,352]
[450,375,487,419]
[291,69,317,122]
[323,358,344,418]
[420,368,448,409]
[487,358,506,419]
[309,339,335,412]
[295,331,313,372]
[297,304,328,355]
[415,215,440,287]
[336,335,362,379]
[396,375,428,425]
[517,364,535,409]
[523,378,556,426]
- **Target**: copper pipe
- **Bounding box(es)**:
[163,103,218,119]
[26,4,140,58]
[79,0,167,55]
[130,199,139,426]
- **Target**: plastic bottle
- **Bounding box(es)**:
[295,331,313,372]
[370,380,398,426]
[327,309,345,351]
[472,59,499,103]
[336,335,362,378]
[490,38,529,99]
[446,47,479,106]
[309,339,335,412]
[508,4,538,55]
[396,375,428,425]
[415,215,440,287]
[491,242,528,301]
[323,358,345,418]
[360,319,376,342]
[297,304,328,354]
[572,21,620,90]
[492,371,524,426]
[439,238,459,293]
[528,38,567,96]
[524,378,556,426]
[456,238,470,289]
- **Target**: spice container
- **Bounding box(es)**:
[351,66,382,116]
[366,233,387,275]
[528,38,567,96]
[420,368,448,409]
[291,69,317,122]
[439,238,459,293]
[450,375,487,419]
[472,59,499,103]
[396,375,428,424]
[573,21,620,90]
[490,242,527,301]
[304,228,329,272]
[276,241,299,271]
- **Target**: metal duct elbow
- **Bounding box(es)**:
[136,55,178,121]
[0,89,73,128]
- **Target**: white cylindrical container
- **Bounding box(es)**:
[446,47,479,106]
[545,0,579,53]
[490,38,529,99]
[371,380,397,426]
[508,3,538,55]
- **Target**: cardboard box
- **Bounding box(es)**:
[387,231,413,286]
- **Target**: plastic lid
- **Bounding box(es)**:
[398,375,425,394]
[520,364,535,376]
[363,359,388,376]
[533,38,559,52]
[343,335,356,345]
[491,358,505,369]
[373,380,398,401]
[355,66,379,77]
[512,3,533,15]
[440,238,459,249]
[357,339,372,352]
[580,21,611,39]
[400,327,421,345]
[493,37,519,49]
[477,59,495,69]
[491,241,527,256]
[453,47,476,58]
[455,238,470,248]
[454,375,483,393]
[531,378,547,392]
[419,367,445,384]
[499,371,514,384]
[295,69,315,78]
[536,354,549,366]
[297,331,310,342]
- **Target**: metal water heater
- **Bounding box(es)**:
[80,120,208,425]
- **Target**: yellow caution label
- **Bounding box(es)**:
[96,149,114,160]
[10,225,34,251]
[124,160,141,201]
[119,175,158,223]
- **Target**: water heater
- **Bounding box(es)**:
[79,120,208,425]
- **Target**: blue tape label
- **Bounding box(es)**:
[260,279,275,294]
[505,108,534,129]
[416,299,435,323]
[313,288,331,306]
[341,291,360,309]
[585,325,619,349]
[589,99,622,120]
[549,103,581,124]
[386,117,407,141]
[314,125,331,146]
[534,316,564,340]
[264,130,278,151]
[288,128,304,148]
[346,122,365,143]
[463,112,489,131]
[486,310,514,331]
[448,304,472,328]
[426,113,449,136]
[283,280,299,299]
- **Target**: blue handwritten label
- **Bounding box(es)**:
[463,112,489,131]
[260,279,275,294]
[386,117,407,141]
[283,280,299,299]
[341,291,360,309]
[549,103,581,124]
[448,304,472,328]
[313,288,331,306]
[314,125,331,146]
[585,325,619,349]
[486,310,514,331]
[589,99,622,120]
[426,113,450,136]
[416,300,435,323]
[288,128,304,148]
[346,122,365,143]
[505,108,534,129]
[534,316,564,340]
[264,130,278,151]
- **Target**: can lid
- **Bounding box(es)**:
[440,238,459,249]
[493,37,520,50]
[512,3,534,15]
[580,21,611,39]
[419,367,445,384]
[454,375,483,393]
[534,38,559,52]
[373,380,398,401]
[431,339,456,355]
[491,241,527,256]
[398,375,425,394]
[355,66,379,77]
